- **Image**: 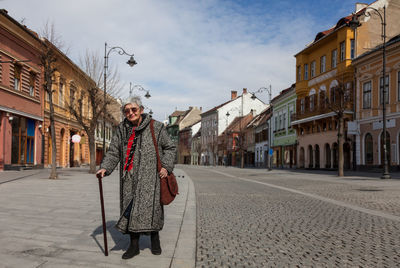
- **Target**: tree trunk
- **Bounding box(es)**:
[338,116,344,177]
[240,149,244,168]
[48,89,58,179]
[88,131,97,174]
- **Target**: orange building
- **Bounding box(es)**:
[0,9,44,170]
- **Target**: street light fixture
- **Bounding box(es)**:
[251,85,272,171]
[129,82,151,99]
[350,6,391,179]
[103,42,137,153]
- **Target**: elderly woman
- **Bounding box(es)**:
[96,96,176,259]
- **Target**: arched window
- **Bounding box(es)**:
[365,133,373,165]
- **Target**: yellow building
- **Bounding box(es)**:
[292,0,400,170]
[43,40,92,168]
[293,15,356,169]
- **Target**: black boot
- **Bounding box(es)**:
[122,233,140,259]
[150,231,162,255]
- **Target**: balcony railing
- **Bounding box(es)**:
[294,93,353,122]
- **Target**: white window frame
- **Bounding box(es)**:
[311,61,316,78]
[304,63,309,80]
[340,41,345,62]
[320,55,326,73]
[331,49,337,68]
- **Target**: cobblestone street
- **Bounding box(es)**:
[181,165,400,267]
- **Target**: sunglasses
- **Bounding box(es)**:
[124,107,139,114]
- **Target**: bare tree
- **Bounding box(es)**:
[39,21,67,179]
[69,50,122,173]
[325,79,353,177]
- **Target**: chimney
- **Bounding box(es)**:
[243,88,247,94]
[231,90,237,100]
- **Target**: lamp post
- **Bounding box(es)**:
[129,82,151,99]
[251,85,272,170]
[103,42,137,153]
[350,6,390,179]
[143,105,153,116]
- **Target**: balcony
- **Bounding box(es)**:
[293,91,353,123]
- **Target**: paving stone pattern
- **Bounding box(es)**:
[182,166,400,268]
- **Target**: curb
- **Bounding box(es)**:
[170,169,196,268]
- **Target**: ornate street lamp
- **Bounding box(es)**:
[103,42,137,153]
[251,85,272,171]
[350,6,390,179]
[129,82,151,99]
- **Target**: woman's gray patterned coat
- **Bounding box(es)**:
[100,114,176,233]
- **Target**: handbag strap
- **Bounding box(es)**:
[150,120,162,172]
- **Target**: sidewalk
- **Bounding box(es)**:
[0,167,196,268]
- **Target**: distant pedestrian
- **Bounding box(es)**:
[96,96,176,259]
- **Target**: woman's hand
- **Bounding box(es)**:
[96,168,107,179]
[159,167,168,179]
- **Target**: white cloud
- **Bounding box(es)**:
[3,0,319,121]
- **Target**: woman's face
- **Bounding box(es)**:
[124,103,143,123]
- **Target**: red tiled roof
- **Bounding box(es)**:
[170,110,186,117]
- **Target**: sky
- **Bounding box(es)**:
[2,0,368,121]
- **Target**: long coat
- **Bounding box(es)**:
[100,114,176,233]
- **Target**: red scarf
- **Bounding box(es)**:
[124,127,136,171]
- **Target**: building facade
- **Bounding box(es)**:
[42,40,92,168]
[353,34,400,169]
[0,9,44,170]
[202,88,267,165]
[271,84,297,168]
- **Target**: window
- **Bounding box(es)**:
[304,64,309,80]
[331,49,337,68]
[13,64,22,90]
[70,85,76,108]
[363,81,371,109]
[320,55,326,73]
[11,117,35,164]
[297,65,301,81]
[289,110,293,126]
[350,39,355,59]
[59,80,64,107]
[310,94,315,111]
[380,75,389,104]
[340,41,345,61]
[29,73,36,97]
[300,98,305,114]
[310,61,316,78]
[283,113,286,129]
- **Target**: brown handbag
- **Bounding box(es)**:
[150,120,178,205]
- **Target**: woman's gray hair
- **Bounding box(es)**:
[121,96,144,113]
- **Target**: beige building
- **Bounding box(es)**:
[353,34,400,169]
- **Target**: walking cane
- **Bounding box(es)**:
[97,174,108,256]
